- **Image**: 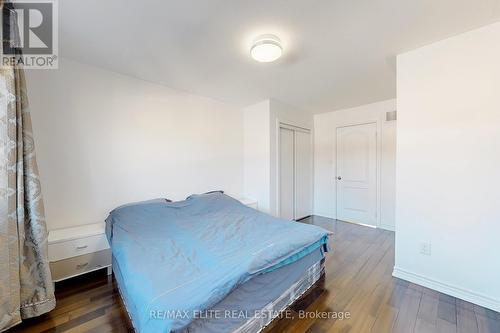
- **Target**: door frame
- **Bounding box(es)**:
[276,122,313,220]
[335,120,381,228]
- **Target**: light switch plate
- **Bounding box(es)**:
[419,242,432,256]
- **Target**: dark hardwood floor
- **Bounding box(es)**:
[10,216,500,333]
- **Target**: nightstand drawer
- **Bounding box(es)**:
[48,234,109,262]
[50,249,111,282]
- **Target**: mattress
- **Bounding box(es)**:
[181,248,324,333]
[106,193,331,332]
[113,247,324,333]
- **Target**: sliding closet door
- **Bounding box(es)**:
[279,127,295,220]
[279,125,313,220]
[294,130,313,219]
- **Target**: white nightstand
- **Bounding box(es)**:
[237,197,258,210]
[48,223,111,282]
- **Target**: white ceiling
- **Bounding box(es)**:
[59,0,500,113]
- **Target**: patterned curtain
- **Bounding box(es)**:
[0,3,55,331]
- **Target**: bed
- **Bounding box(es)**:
[105,192,331,333]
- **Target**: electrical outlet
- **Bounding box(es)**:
[419,242,431,256]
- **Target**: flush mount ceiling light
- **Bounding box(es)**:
[250,34,283,63]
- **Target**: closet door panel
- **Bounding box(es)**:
[279,128,295,220]
[294,130,313,219]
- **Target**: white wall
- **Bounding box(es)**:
[243,100,271,213]
[243,99,313,216]
[27,58,244,230]
[395,22,500,311]
[313,99,397,230]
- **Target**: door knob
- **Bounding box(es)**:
[337,176,342,180]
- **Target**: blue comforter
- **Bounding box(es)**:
[106,192,331,333]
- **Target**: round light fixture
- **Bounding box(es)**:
[250,34,283,63]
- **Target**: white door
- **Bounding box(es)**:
[336,123,377,226]
[279,127,295,220]
[294,130,313,219]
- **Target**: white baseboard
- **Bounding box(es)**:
[313,213,395,232]
[313,212,336,219]
[392,267,500,313]
[379,223,395,232]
